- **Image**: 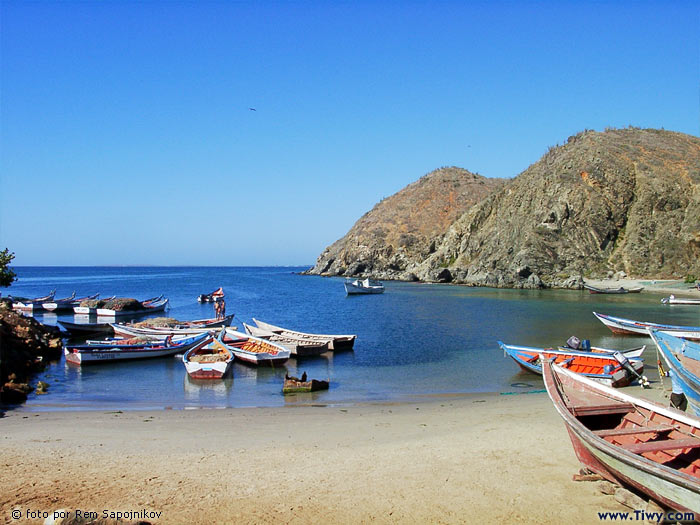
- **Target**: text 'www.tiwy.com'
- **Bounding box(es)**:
[598,510,696,522]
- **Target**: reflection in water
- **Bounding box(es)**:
[184,375,233,402]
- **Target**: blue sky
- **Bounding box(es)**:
[1,0,698,266]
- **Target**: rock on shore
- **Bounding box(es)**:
[0,300,63,403]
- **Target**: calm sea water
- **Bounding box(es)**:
[5,266,699,411]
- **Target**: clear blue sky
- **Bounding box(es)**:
[1,0,698,266]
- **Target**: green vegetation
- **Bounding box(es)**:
[0,248,17,287]
[685,275,697,283]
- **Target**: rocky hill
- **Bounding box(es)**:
[305,167,507,280]
[307,128,700,288]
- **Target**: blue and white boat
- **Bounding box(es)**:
[649,330,700,416]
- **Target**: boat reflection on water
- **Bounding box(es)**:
[183,374,233,402]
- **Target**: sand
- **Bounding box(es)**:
[583,277,699,296]
[2,387,676,525]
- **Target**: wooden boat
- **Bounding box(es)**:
[58,319,114,336]
[649,330,700,417]
[183,335,233,379]
[282,372,329,394]
[242,323,329,357]
[583,283,644,294]
[43,292,100,312]
[11,289,56,311]
[344,278,385,295]
[197,287,224,303]
[542,359,700,514]
[594,312,700,341]
[218,327,290,366]
[662,294,700,305]
[64,332,210,365]
[498,342,646,388]
[95,296,169,317]
[72,295,116,314]
[253,319,356,351]
[111,314,235,339]
[557,343,646,359]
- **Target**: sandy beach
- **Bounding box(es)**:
[583,278,699,296]
[1,386,675,525]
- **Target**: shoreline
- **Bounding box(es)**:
[1,386,674,524]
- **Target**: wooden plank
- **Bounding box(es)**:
[622,438,700,455]
[594,425,675,438]
[570,403,635,417]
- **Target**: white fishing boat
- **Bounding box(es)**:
[253,318,356,351]
[218,327,290,366]
[111,314,235,339]
[183,335,234,379]
[593,312,700,341]
[344,278,385,295]
[661,294,700,305]
[243,322,329,357]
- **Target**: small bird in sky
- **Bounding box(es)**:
[249,107,256,111]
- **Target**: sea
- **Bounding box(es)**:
[5,266,699,411]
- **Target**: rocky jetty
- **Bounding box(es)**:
[0,299,63,404]
[304,167,506,280]
[307,128,700,288]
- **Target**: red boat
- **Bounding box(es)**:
[543,359,700,514]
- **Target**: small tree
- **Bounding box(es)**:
[0,248,17,287]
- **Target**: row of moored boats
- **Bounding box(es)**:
[10,290,169,316]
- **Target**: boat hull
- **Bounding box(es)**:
[650,331,700,417]
[543,361,700,514]
[594,312,700,341]
[253,319,356,351]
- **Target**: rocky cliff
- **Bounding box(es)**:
[304,167,506,280]
[307,128,700,288]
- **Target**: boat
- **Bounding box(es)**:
[218,327,290,366]
[344,278,385,295]
[64,332,210,365]
[662,294,700,305]
[11,289,57,311]
[282,372,329,394]
[593,312,700,341]
[197,287,224,303]
[72,295,117,314]
[583,283,644,294]
[542,359,700,514]
[557,344,646,358]
[242,323,329,357]
[183,335,233,379]
[498,342,647,388]
[111,314,235,339]
[95,296,169,317]
[649,330,700,417]
[43,292,100,312]
[58,319,114,337]
[253,319,356,351]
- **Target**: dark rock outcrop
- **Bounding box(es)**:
[305,167,506,280]
[0,301,63,403]
[307,128,700,288]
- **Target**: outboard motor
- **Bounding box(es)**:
[613,351,650,388]
[566,336,581,350]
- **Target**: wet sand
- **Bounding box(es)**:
[1,387,674,524]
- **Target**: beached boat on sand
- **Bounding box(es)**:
[64,332,210,365]
[253,319,356,351]
[218,327,290,366]
[499,342,647,388]
[594,312,700,341]
[543,359,700,514]
[649,330,700,417]
[583,284,644,294]
[111,314,235,339]
[183,335,233,379]
[344,278,385,295]
[243,323,329,357]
